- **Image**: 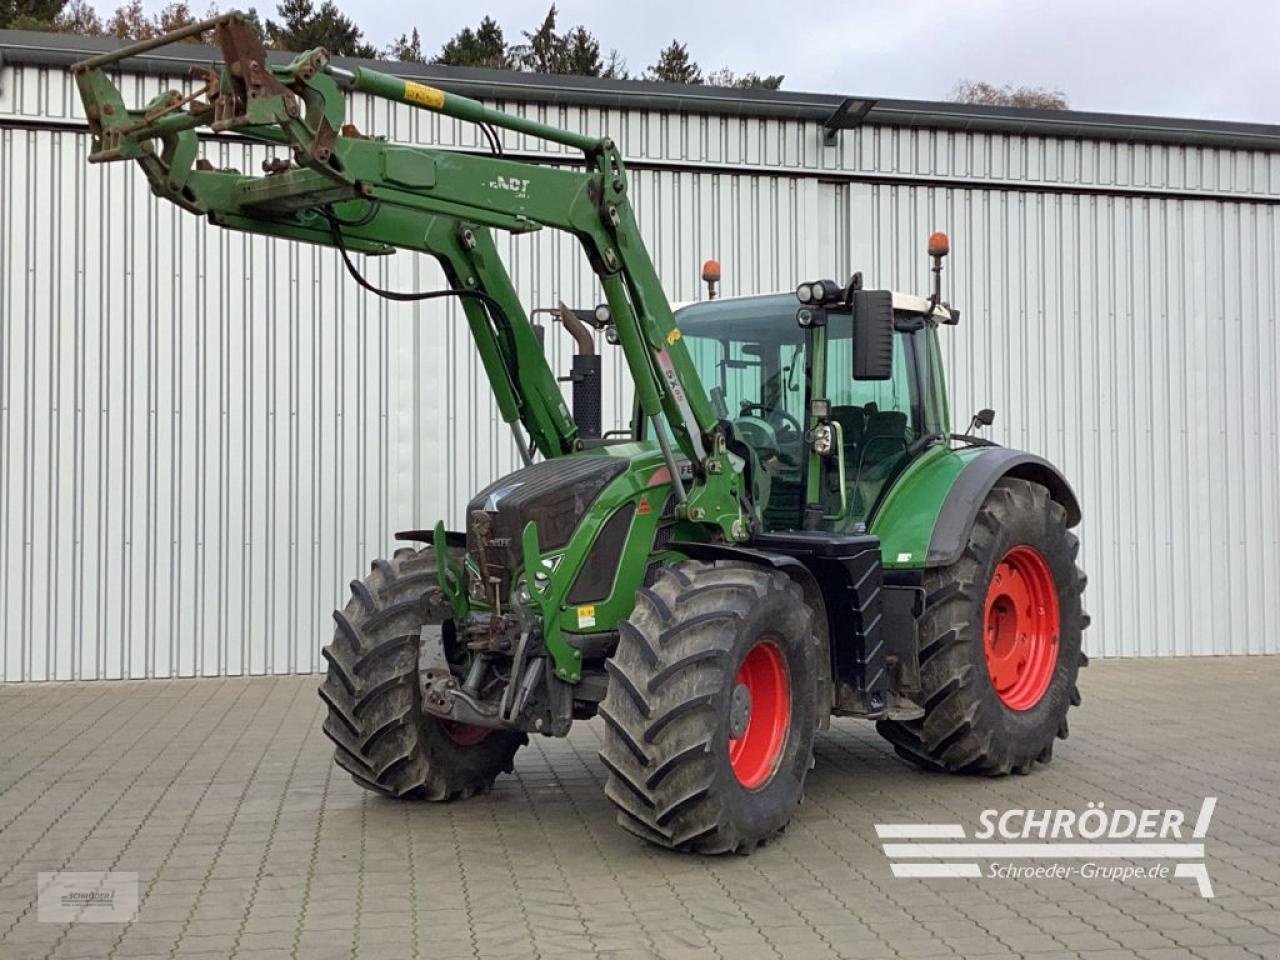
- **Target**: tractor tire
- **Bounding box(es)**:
[876,477,1088,775]
[319,546,525,800]
[599,560,819,854]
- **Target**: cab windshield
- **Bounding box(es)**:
[673,295,936,530]
[676,295,808,528]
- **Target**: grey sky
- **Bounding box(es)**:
[163,0,1279,123]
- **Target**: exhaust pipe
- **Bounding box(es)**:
[554,301,602,441]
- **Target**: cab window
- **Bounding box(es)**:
[826,316,919,519]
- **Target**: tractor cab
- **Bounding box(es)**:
[670,282,955,534]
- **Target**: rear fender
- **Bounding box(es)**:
[926,449,1080,567]
[871,445,1081,571]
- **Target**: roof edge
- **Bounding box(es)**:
[3,29,1280,151]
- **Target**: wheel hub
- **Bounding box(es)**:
[982,545,1060,711]
[727,640,790,789]
[439,718,492,746]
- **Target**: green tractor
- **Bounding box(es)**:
[73,15,1088,853]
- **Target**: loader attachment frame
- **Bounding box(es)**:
[71,13,755,542]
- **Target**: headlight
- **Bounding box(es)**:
[811,423,834,457]
[796,282,813,303]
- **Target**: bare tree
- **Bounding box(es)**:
[55,0,102,31]
[705,66,783,90]
[949,79,1068,110]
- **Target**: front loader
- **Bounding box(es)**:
[73,15,1088,853]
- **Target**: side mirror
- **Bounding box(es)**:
[966,408,996,434]
[851,290,894,380]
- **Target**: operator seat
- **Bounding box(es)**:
[854,410,909,515]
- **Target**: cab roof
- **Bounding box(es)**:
[673,290,955,323]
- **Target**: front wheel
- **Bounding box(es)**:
[599,561,818,854]
[877,477,1088,774]
[319,547,526,801]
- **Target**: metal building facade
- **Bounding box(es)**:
[2,40,1278,680]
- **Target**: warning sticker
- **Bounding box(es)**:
[403,81,445,110]
[576,605,597,629]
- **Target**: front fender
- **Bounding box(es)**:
[871,445,1081,570]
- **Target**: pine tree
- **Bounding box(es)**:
[508,6,606,76]
[514,5,559,73]
[387,26,424,63]
[1,0,67,29]
[437,15,509,68]
[560,25,602,77]
[646,40,701,85]
[266,0,376,57]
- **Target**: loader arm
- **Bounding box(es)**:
[71,12,753,541]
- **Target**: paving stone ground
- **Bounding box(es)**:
[0,656,1277,960]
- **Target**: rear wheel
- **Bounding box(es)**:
[876,478,1088,774]
[599,560,818,853]
[319,546,525,800]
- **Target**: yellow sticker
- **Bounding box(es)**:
[666,328,682,345]
[403,81,445,110]
[576,605,597,628]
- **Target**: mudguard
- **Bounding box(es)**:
[668,541,823,601]
[871,445,1081,571]
[926,448,1080,567]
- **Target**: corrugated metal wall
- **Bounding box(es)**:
[2,63,1277,679]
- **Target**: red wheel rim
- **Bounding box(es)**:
[728,640,790,789]
[983,545,1060,711]
[439,719,491,746]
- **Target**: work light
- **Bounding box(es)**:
[797,279,841,306]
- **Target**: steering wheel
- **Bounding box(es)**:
[738,403,802,435]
